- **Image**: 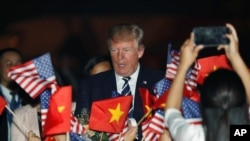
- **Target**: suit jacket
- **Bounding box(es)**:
[75,65,165,140]
[11,104,40,141]
[0,87,23,141]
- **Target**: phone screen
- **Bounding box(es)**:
[193,26,230,47]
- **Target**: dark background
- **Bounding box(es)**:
[0,0,249,72]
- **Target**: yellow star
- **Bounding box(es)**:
[57,106,65,113]
[108,103,124,123]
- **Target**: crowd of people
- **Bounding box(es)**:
[0,22,249,141]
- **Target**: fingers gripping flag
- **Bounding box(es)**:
[8,53,57,99]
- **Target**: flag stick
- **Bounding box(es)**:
[141,135,146,141]
[99,132,104,141]
[137,109,152,125]
[5,105,29,136]
[66,132,69,141]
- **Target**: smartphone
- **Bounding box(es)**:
[193,26,230,47]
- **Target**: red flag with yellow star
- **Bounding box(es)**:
[89,95,132,133]
[43,86,72,137]
[197,54,231,85]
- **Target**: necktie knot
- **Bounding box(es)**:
[121,76,131,96]
[122,77,131,83]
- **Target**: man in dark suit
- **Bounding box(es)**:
[75,23,165,140]
[0,48,24,141]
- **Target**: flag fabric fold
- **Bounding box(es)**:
[196,54,231,85]
[142,109,165,141]
[0,96,7,115]
[43,86,72,136]
[89,95,132,133]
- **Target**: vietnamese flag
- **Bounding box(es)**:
[139,88,155,114]
[89,96,132,133]
[0,96,7,115]
[43,86,72,137]
[197,54,231,85]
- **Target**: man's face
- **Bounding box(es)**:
[0,51,22,86]
[109,39,144,77]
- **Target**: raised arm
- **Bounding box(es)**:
[165,34,203,110]
[218,23,250,104]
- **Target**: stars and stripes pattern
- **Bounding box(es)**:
[107,120,129,141]
[184,62,201,91]
[141,45,171,140]
[166,43,180,80]
[69,132,86,141]
[8,53,56,99]
[165,44,202,125]
[70,113,85,135]
[40,89,53,127]
[142,109,165,141]
[153,78,171,98]
[182,97,202,124]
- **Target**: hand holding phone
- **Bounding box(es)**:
[193,26,231,47]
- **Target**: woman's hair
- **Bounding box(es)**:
[200,68,249,141]
[84,54,112,76]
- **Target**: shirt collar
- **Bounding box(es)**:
[0,84,12,103]
[115,63,140,82]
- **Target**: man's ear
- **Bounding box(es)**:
[138,44,145,59]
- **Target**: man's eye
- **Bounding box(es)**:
[111,49,117,52]
[124,48,131,52]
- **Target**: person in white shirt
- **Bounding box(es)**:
[164,23,250,141]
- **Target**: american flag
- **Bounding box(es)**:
[184,62,201,91]
[70,113,85,135]
[107,120,129,141]
[141,45,172,140]
[166,43,180,80]
[142,109,165,141]
[7,53,57,127]
[182,97,202,124]
[8,53,56,99]
[154,78,171,98]
[70,132,87,141]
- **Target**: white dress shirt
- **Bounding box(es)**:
[115,64,140,113]
[165,108,205,141]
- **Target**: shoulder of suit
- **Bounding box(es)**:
[14,104,35,114]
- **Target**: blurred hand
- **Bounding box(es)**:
[159,129,172,141]
[53,134,66,141]
[124,118,138,141]
[217,23,239,61]
[28,130,41,141]
[179,33,203,70]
